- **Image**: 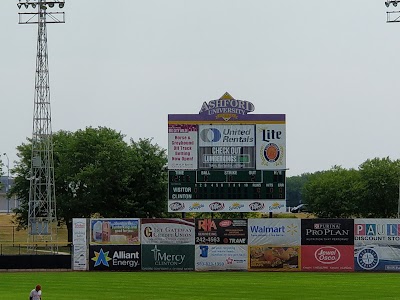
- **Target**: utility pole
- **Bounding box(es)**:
[2,153,10,214]
[17,0,65,251]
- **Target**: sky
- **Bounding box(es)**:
[0,0,399,177]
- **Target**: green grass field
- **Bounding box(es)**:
[1,271,399,300]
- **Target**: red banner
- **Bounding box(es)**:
[301,245,354,272]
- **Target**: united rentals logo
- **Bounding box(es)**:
[199,128,222,143]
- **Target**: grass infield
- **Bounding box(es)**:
[1,271,399,300]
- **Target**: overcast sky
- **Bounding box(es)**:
[0,1,399,176]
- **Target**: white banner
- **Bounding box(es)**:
[168,200,286,213]
[72,218,88,271]
[255,124,286,170]
[248,219,301,246]
[168,124,198,170]
[198,125,255,147]
[141,218,195,245]
[195,245,248,271]
[73,244,88,271]
[354,219,400,246]
[73,218,87,245]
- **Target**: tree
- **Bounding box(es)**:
[302,166,362,218]
[11,127,168,241]
[358,157,400,218]
[286,173,311,207]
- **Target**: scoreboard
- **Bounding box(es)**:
[169,170,285,201]
[167,93,286,213]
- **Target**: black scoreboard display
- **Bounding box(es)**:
[169,170,285,201]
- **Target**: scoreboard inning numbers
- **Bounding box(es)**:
[169,170,285,201]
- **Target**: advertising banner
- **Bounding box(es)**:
[198,125,255,147]
[195,245,247,271]
[248,245,300,271]
[141,245,195,271]
[141,219,195,245]
[195,219,248,244]
[73,218,87,245]
[90,219,140,245]
[255,124,286,170]
[248,219,301,246]
[72,218,88,271]
[301,245,354,272]
[354,219,400,271]
[168,200,286,213]
[198,125,255,169]
[354,219,400,246]
[354,245,400,271]
[301,219,354,245]
[89,245,141,271]
[168,124,198,170]
[73,244,88,271]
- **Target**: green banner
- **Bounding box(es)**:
[141,245,194,271]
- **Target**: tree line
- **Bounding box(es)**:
[3,126,400,241]
[287,158,400,218]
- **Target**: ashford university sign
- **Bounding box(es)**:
[168,92,286,213]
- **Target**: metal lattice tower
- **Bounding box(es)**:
[18,1,65,249]
[385,1,400,22]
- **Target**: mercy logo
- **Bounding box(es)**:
[92,248,112,267]
[151,245,186,266]
[200,128,221,143]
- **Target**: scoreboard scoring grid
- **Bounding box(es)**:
[169,170,285,201]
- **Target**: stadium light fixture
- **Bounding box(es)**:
[59,3,64,8]
[48,2,54,8]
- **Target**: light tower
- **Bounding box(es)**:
[17,0,65,249]
[385,1,400,22]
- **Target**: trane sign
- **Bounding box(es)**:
[199,125,255,147]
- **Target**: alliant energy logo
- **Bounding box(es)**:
[169,202,185,211]
[314,247,341,264]
[249,202,265,211]
[209,202,225,211]
[92,248,140,268]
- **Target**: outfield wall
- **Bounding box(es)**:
[71,218,400,272]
